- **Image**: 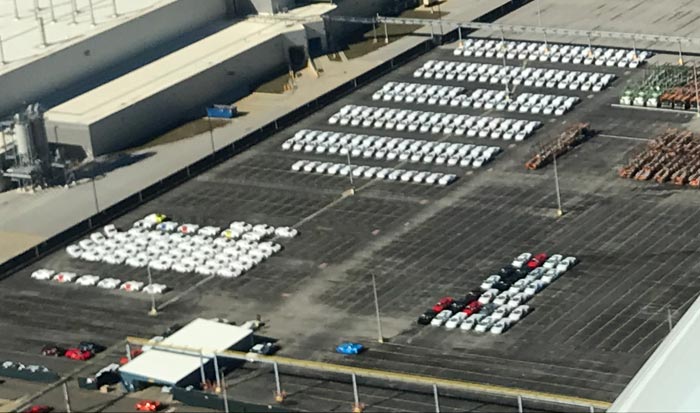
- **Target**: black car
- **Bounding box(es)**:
[499,265,517,277]
[79,341,105,354]
[448,298,468,313]
[492,281,510,292]
[464,291,481,303]
[41,345,66,357]
[417,309,438,325]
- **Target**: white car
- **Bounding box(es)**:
[143,283,168,295]
[103,224,118,238]
[474,316,495,333]
[66,245,83,259]
[126,256,148,268]
[508,279,528,295]
[172,261,195,273]
[121,281,145,292]
[177,224,200,235]
[543,254,563,269]
[274,226,298,238]
[31,268,55,281]
[493,292,511,306]
[75,274,100,286]
[218,267,242,278]
[81,250,103,262]
[430,310,452,327]
[512,252,532,268]
[524,281,544,297]
[460,314,485,331]
[438,174,457,186]
[506,293,528,310]
[478,289,499,304]
[90,232,106,244]
[149,260,172,271]
[490,319,511,334]
[155,221,179,232]
[198,226,221,237]
[509,305,531,322]
[480,275,500,291]
[541,269,560,284]
[491,306,510,321]
[556,256,578,273]
[97,277,122,289]
[53,272,77,283]
[444,312,468,329]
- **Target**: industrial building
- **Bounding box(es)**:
[119,318,254,391]
[43,3,333,157]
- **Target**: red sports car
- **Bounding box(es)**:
[22,406,52,413]
[64,348,93,361]
[526,253,548,270]
[461,301,482,316]
[135,400,162,412]
[432,297,454,313]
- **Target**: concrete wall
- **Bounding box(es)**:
[0,0,230,118]
[236,0,298,14]
[85,33,297,156]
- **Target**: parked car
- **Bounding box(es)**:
[31,269,55,281]
[490,319,511,334]
[65,348,93,361]
[509,305,531,322]
[431,310,452,327]
[432,297,454,313]
[250,342,278,355]
[22,406,53,413]
[41,345,66,357]
[336,342,364,355]
[474,316,495,333]
[79,341,106,354]
[445,312,468,329]
[135,400,162,412]
[511,252,532,268]
[527,253,548,270]
[460,314,485,331]
[417,309,438,325]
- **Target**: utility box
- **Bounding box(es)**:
[206,104,238,119]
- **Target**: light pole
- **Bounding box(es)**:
[207,115,216,156]
[536,0,547,49]
[147,266,157,316]
[693,64,699,118]
[371,273,384,343]
[553,142,563,217]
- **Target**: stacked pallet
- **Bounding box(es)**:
[525,123,591,170]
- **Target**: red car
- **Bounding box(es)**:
[135,400,162,412]
[461,301,482,316]
[22,406,52,413]
[65,348,93,361]
[526,253,548,270]
[432,297,454,313]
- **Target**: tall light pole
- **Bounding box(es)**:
[693,64,699,118]
[207,115,216,156]
[147,266,157,316]
[553,142,563,217]
[371,273,384,343]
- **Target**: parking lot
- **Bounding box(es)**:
[3,38,700,410]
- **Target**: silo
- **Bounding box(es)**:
[13,114,34,162]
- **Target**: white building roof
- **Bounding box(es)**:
[44,3,334,126]
[0,0,171,75]
[610,295,700,412]
[119,318,252,385]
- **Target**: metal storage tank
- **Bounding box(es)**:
[13,114,33,162]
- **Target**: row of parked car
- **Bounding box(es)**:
[375,81,579,116]
[329,105,540,141]
[417,252,578,334]
[64,214,296,279]
[453,38,650,68]
[291,159,458,186]
[30,268,167,294]
[414,60,615,93]
[282,129,502,168]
